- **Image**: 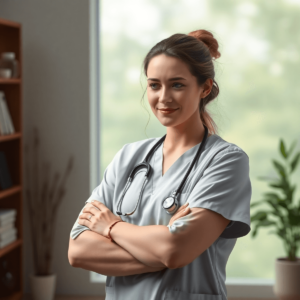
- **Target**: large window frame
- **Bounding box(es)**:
[89,0,276,297]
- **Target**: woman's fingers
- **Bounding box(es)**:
[79,212,93,220]
[169,203,191,226]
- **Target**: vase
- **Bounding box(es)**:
[273,257,300,300]
[30,273,56,300]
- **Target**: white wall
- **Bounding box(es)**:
[0,0,104,296]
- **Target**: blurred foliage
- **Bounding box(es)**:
[251,139,300,261]
[100,0,300,279]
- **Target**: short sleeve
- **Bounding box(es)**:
[187,147,252,239]
[69,146,124,240]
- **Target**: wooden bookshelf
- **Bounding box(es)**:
[0,18,23,300]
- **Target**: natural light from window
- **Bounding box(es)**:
[91,0,300,284]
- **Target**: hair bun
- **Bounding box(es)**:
[188,29,221,60]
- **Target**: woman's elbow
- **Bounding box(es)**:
[165,251,187,269]
[68,237,81,267]
[164,244,203,269]
[163,241,185,269]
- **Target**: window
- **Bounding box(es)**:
[89,0,300,296]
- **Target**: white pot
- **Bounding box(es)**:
[273,257,300,300]
[30,273,56,300]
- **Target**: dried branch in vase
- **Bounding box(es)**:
[25,127,74,275]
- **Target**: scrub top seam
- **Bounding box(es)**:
[214,237,222,297]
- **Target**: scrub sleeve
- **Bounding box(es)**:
[186,146,252,239]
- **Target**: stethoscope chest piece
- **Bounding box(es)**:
[162,194,179,215]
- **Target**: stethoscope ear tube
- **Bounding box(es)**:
[162,124,209,215]
[175,124,208,196]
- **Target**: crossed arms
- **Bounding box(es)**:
[68,203,230,276]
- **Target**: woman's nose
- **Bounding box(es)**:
[158,87,172,103]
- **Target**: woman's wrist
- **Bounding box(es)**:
[107,220,123,240]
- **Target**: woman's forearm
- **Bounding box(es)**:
[69,230,166,276]
[109,222,176,268]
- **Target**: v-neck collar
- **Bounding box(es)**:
[158,134,214,178]
[150,134,215,197]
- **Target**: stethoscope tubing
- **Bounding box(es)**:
[116,125,209,216]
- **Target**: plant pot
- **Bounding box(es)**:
[30,273,56,300]
[273,257,300,300]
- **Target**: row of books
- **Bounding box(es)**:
[0,209,17,249]
[0,90,15,135]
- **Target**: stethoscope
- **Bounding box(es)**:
[116,124,209,216]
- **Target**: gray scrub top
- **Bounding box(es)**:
[70,134,252,300]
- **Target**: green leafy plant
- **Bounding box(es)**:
[250,139,300,261]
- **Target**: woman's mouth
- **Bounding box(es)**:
[159,108,179,114]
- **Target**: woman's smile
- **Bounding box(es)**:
[159,108,179,114]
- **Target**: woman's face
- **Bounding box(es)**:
[146,54,211,128]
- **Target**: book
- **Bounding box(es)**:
[0,151,13,190]
[0,233,17,248]
[0,222,14,234]
[0,227,16,241]
[0,209,16,221]
[0,91,7,135]
[1,92,15,134]
[0,216,16,227]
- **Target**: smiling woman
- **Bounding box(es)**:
[68,29,252,300]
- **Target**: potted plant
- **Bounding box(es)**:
[250,138,300,300]
[25,127,74,300]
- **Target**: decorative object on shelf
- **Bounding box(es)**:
[0,151,13,190]
[250,138,300,299]
[0,68,12,78]
[25,126,74,300]
[0,255,17,297]
[0,52,19,78]
[0,90,15,135]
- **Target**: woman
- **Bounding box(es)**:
[68,29,252,300]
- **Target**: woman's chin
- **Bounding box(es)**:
[158,119,179,127]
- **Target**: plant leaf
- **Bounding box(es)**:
[272,159,286,179]
[288,210,300,226]
[290,152,300,173]
[263,192,281,201]
[280,139,287,159]
[258,219,277,226]
[269,182,284,189]
[250,201,263,208]
[251,211,267,222]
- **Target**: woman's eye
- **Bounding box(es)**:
[173,83,184,89]
[149,83,159,90]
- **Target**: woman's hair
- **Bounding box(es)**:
[143,29,220,135]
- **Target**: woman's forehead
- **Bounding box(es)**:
[147,54,192,79]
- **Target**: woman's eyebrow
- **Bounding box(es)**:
[147,77,187,81]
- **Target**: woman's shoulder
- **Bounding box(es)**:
[116,137,161,163]
[207,134,249,161]
[123,137,161,151]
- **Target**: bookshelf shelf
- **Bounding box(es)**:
[0,79,21,85]
[0,17,23,298]
[0,238,22,258]
[0,185,22,200]
[0,132,21,142]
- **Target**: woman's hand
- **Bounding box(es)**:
[78,200,122,239]
[168,202,191,226]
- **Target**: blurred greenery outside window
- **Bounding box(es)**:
[91,0,300,286]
